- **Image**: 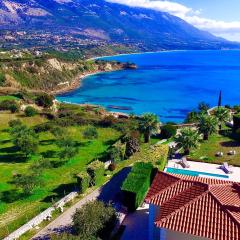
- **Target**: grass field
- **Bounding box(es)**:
[0,95,20,102]
[0,112,120,238]
[189,133,240,166]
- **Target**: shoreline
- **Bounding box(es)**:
[51,67,125,95]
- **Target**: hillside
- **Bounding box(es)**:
[0,53,129,93]
[0,0,239,50]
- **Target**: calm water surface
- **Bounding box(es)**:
[57,50,240,122]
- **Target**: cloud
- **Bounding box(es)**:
[107,0,240,41]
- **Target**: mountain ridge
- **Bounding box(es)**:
[0,0,239,50]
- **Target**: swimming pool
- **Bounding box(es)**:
[165,167,229,179]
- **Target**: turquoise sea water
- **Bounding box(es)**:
[165,167,229,179]
[57,50,240,122]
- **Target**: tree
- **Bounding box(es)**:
[160,124,177,139]
[83,126,98,139]
[198,102,210,114]
[125,137,140,158]
[218,90,222,108]
[13,173,43,195]
[139,113,159,143]
[24,106,38,117]
[198,114,218,140]
[214,107,230,131]
[10,125,39,156]
[56,136,78,161]
[175,128,201,155]
[36,93,54,108]
[185,111,199,123]
[73,201,117,239]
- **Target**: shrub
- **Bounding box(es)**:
[87,160,105,186]
[83,126,98,139]
[0,100,18,111]
[76,171,90,194]
[34,122,54,133]
[160,124,177,139]
[8,119,22,128]
[73,200,117,239]
[31,158,52,173]
[24,106,38,117]
[121,162,153,211]
[10,125,39,156]
[13,173,43,195]
[108,163,116,171]
[99,115,117,127]
[9,103,20,113]
[56,136,78,161]
[233,114,240,130]
[36,93,54,108]
[125,137,140,158]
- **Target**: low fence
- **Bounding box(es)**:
[4,191,78,240]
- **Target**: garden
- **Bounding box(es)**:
[0,94,169,239]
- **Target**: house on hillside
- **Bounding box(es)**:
[145,172,240,240]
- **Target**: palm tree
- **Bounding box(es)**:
[139,113,160,143]
[175,128,201,155]
[198,114,218,140]
[214,107,230,131]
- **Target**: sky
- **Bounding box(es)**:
[107,0,240,41]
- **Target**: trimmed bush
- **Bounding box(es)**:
[121,162,153,211]
[160,124,177,139]
[76,171,90,194]
[87,160,105,186]
[24,106,38,117]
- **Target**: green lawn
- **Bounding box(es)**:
[0,95,20,102]
[0,112,120,238]
[189,133,240,166]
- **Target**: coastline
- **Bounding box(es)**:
[89,49,189,61]
[51,66,125,96]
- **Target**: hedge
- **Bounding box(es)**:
[76,171,90,194]
[87,160,105,186]
[121,162,153,211]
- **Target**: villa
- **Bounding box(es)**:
[145,171,240,240]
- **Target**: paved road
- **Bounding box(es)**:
[32,167,130,240]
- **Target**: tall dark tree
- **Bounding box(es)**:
[218,90,222,108]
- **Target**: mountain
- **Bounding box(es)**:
[0,0,239,50]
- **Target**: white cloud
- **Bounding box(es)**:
[107,0,240,41]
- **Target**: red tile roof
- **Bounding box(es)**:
[145,172,240,240]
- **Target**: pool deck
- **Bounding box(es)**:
[166,159,240,182]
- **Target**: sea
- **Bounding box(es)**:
[57,50,240,123]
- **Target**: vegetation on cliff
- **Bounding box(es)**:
[0,51,133,93]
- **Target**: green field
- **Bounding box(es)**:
[189,133,240,166]
[0,95,20,102]
[0,112,120,238]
